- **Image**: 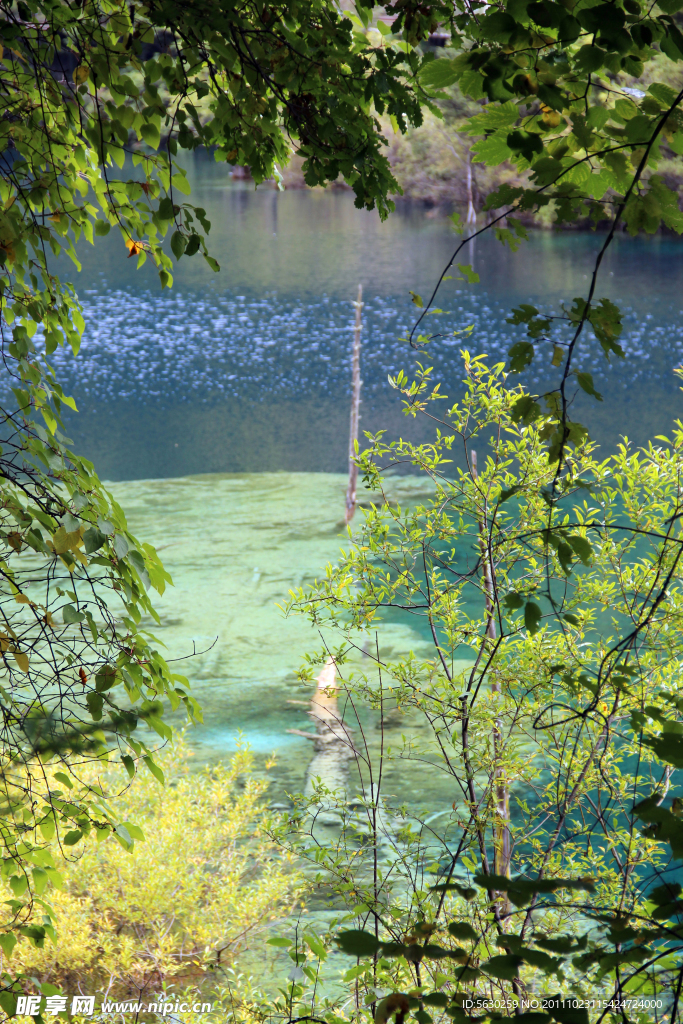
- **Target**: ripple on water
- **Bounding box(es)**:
[24,287,683,407]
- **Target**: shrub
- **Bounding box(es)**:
[4,741,298,1001]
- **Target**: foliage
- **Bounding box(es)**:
[6,740,298,998]
[266,0,683,1015]
[0,0,438,996]
[277,354,683,1020]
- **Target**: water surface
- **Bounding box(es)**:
[49,162,683,786]
[39,161,683,480]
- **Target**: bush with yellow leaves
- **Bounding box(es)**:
[3,741,298,1001]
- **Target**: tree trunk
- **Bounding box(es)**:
[345,284,363,525]
[472,451,510,913]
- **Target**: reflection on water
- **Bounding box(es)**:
[35,159,683,480]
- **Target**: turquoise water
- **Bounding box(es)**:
[42,160,683,789]
[110,471,462,812]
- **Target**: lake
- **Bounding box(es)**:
[46,156,683,804]
[52,156,683,479]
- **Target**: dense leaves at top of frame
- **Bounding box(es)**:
[404,0,683,436]
[418,0,683,227]
[0,0,430,246]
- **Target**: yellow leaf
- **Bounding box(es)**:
[52,527,81,554]
[73,65,89,85]
[125,238,142,257]
[542,109,562,127]
[52,526,68,554]
[13,651,28,673]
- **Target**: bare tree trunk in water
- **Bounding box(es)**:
[471,450,510,918]
[345,284,363,525]
[466,149,476,231]
[287,658,356,803]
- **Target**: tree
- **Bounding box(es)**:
[271,0,683,1019]
[283,355,683,1018]
[0,0,433,1008]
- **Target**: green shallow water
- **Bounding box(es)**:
[109,470,470,811]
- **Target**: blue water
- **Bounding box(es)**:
[36,163,683,479]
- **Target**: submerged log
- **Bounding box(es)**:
[287,661,405,865]
[287,657,356,804]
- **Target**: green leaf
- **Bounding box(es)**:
[575,45,605,71]
[474,872,595,907]
[140,122,160,149]
[420,57,462,90]
[115,823,133,848]
[480,11,517,42]
[94,219,111,236]
[423,943,460,959]
[471,132,514,166]
[567,534,593,564]
[558,15,580,42]
[643,731,683,768]
[508,340,534,373]
[498,485,522,503]
[121,754,135,779]
[142,755,165,784]
[9,874,26,896]
[525,600,542,634]
[447,921,478,941]
[267,937,293,947]
[83,526,105,553]
[95,665,118,692]
[171,230,187,261]
[0,932,16,959]
[62,603,85,624]
[158,197,175,220]
[456,263,479,284]
[121,821,145,842]
[86,691,103,720]
[575,372,603,401]
[503,591,524,610]
[410,291,424,307]
[428,881,477,899]
[481,953,523,979]
[62,830,83,846]
[534,933,588,954]
[557,541,573,575]
[422,994,449,1008]
[511,395,542,424]
[185,233,201,256]
[507,130,544,161]
[335,929,382,957]
[484,183,525,211]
